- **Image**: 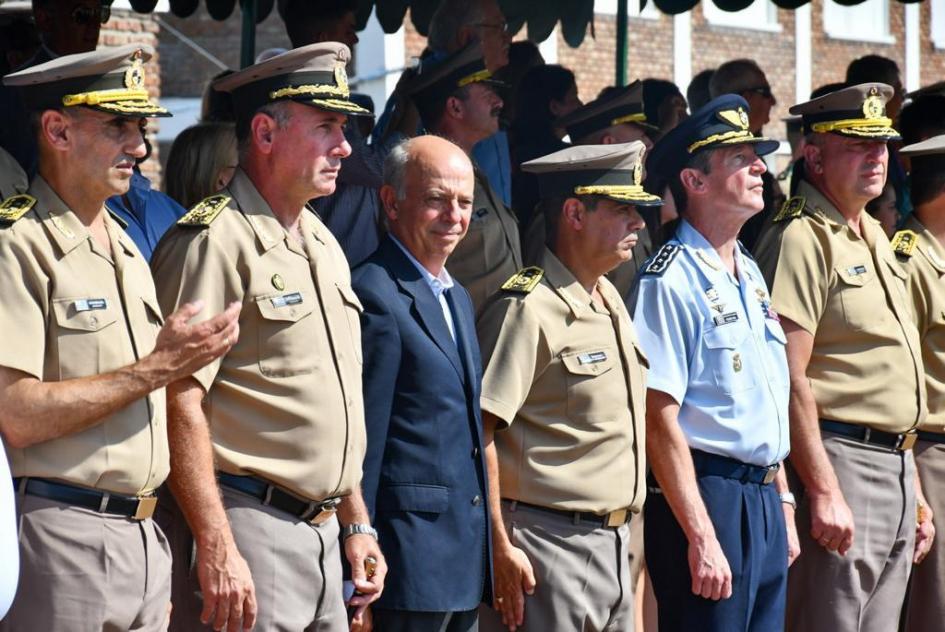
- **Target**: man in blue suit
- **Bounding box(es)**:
[352,135,492,631]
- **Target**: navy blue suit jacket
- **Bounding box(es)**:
[352,236,493,612]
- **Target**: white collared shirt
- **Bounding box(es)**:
[390,236,457,342]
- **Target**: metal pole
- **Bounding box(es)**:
[240,0,257,69]
[616,0,628,86]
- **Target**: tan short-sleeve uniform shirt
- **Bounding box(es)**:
[896,216,945,432]
[476,248,647,514]
[0,177,168,495]
[755,180,925,432]
[448,168,522,314]
[151,169,366,501]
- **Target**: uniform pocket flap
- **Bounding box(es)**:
[254,291,313,323]
[836,263,872,287]
[337,284,363,313]
[765,318,787,344]
[561,349,615,376]
[376,483,449,513]
[52,297,118,332]
[141,296,164,326]
[633,342,650,369]
[703,323,749,349]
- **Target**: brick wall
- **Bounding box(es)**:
[158,5,291,98]
[918,1,945,87]
[100,9,164,184]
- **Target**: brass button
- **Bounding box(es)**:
[471,495,482,506]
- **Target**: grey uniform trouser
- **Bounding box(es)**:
[479,501,635,632]
[786,433,916,632]
[903,439,945,632]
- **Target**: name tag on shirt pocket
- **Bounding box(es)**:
[52,297,118,332]
[562,349,615,376]
[255,291,313,323]
[837,263,873,287]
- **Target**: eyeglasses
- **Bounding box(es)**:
[71,5,111,26]
[744,85,774,100]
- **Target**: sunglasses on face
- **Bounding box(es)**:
[71,5,111,26]
[744,85,774,100]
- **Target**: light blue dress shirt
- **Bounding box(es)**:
[390,235,457,342]
[630,219,790,466]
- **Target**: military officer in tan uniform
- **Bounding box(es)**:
[519,81,658,296]
[476,142,657,632]
[755,83,927,632]
[889,134,945,632]
[0,45,240,631]
[151,44,384,632]
[410,44,522,314]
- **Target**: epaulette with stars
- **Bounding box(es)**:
[501,266,544,294]
[642,243,681,275]
[177,194,231,228]
[0,193,36,225]
[891,229,918,258]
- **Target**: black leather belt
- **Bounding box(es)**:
[217,472,340,525]
[14,477,157,520]
[691,450,780,485]
[504,499,631,528]
[917,430,945,444]
[820,419,917,451]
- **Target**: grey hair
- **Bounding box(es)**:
[428,0,486,52]
[236,100,294,159]
[709,59,764,98]
[383,139,412,200]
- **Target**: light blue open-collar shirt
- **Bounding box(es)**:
[390,235,457,342]
[630,219,791,466]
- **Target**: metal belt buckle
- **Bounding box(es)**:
[307,498,340,525]
[133,496,158,521]
[898,432,918,451]
[762,465,779,485]
[605,508,628,528]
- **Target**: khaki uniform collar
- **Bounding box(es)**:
[538,247,611,319]
[906,215,945,274]
[227,168,297,255]
[796,179,856,232]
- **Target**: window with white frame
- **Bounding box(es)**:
[823,0,892,43]
[932,0,945,48]
[702,0,780,31]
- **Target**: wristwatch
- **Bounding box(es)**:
[341,523,378,540]
[779,492,797,510]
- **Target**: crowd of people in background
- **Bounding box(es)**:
[1,0,945,632]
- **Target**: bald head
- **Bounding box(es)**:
[380,136,475,275]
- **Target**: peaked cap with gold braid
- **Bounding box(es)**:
[212,42,370,125]
[3,44,169,117]
[647,94,779,179]
[557,80,654,141]
[521,141,662,207]
[790,82,900,140]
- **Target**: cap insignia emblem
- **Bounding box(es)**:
[632,162,643,186]
[717,108,749,130]
[334,62,349,96]
[862,95,885,120]
[124,51,145,91]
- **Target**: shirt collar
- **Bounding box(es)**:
[390,235,455,295]
[677,219,747,282]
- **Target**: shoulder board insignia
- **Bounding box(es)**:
[177,194,231,228]
[891,229,918,258]
[643,243,681,276]
[0,193,36,225]
[773,196,805,223]
[501,266,544,294]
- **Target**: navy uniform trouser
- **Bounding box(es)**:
[645,472,788,632]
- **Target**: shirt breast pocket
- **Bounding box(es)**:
[835,264,893,332]
[51,297,119,378]
[254,291,315,377]
[703,325,757,395]
[561,348,618,421]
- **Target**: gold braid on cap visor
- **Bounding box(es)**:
[611,113,647,126]
[810,117,894,133]
[270,83,350,100]
[457,69,493,87]
[573,184,661,202]
[62,87,150,107]
[687,130,754,153]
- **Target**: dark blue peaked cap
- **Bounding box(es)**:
[648,94,780,179]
